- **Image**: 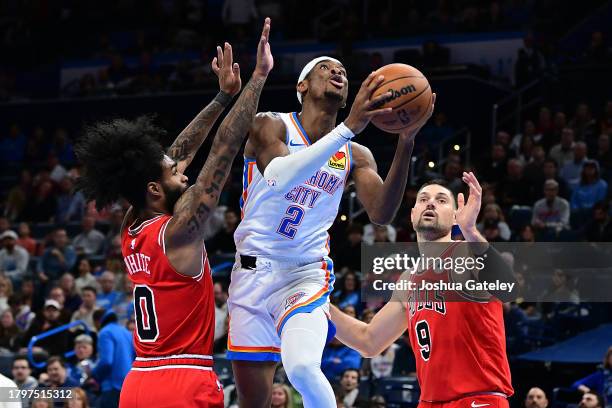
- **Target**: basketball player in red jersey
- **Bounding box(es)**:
[75,18,274,408]
[331,173,516,408]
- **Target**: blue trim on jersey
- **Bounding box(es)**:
[291,112,313,145]
[239,157,256,212]
[276,259,335,336]
[226,350,281,362]
[347,141,354,173]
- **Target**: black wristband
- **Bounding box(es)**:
[214,91,233,107]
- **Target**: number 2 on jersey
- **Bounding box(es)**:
[134,285,159,342]
[277,205,305,239]
[415,320,431,361]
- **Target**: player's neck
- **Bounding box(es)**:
[416,232,453,258]
[298,102,339,142]
[136,207,166,223]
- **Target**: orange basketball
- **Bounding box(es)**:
[370,63,432,133]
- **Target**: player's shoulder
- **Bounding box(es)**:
[252,111,286,132]
[348,141,376,170]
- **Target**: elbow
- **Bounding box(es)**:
[369,214,392,226]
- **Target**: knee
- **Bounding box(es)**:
[284,361,319,386]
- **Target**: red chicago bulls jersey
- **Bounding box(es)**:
[121,214,215,363]
[406,242,513,402]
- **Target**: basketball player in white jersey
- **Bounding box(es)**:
[228,56,436,407]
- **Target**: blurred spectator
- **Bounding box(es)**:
[4,170,32,221]
[32,399,54,408]
[600,101,612,135]
[222,0,258,40]
[39,357,79,393]
[363,224,396,245]
[0,217,9,235]
[322,338,361,381]
[71,287,101,332]
[271,383,293,408]
[67,334,96,386]
[514,33,545,87]
[440,159,464,196]
[339,368,362,408]
[49,286,73,323]
[370,395,386,408]
[12,356,38,390]
[206,209,238,254]
[532,180,570,232]
[477,204,511,241]
[511,120,542,155]
[524,145,547,200]
[72,217,105,256]
[0,230,29,286]
[22,180,57,223]
[74,259,100,295]
[517,135,536,166]
[342,305,357,319]
[332,271,361,313]
[95,272,121,311]
[0,124,26,163]
[537,159,571,200]
[0,309,20,351]
[91,309,134,408]
[16,223,37,256]
[56,177,86,224]
[214,282,228,343]
[584,202,612,242]
[570,103,598,142]
[515,224,536,243]
[540,269,579,304]
[525,387,549,408]
[583,31,610,64]
[0,276,13,312]
[595,134,612,178]
[104,207,124,249]
[578,392,605,408]
[9,293,35,331]
[65,387,90,408]
[113,278,133,327]
[550,128,576,168]
[480,144,508,183]
[51,128,75,166]
[364,342,399,380]
[23,300,70,356]
[560,142,589,191]
[59,273,81,312]
[499,159,530,208]
[47,155,68,185]
[392,334,417,376]
[38,229,77,283]
[571,161,608,211]
[333,224,363,272]
[572,346,611,406]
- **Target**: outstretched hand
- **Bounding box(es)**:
[254,17,273,78]
[212,42,241,96]
[455,171,482,233]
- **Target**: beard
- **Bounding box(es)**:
[162,182,186,213]
[415,215,451,239]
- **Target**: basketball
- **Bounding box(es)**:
[370,63,433,133]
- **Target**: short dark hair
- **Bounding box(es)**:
[46,356,66,368]
[417,179,457,207]
[75,116,166,211]
[81,286,97,295]
[12,355,30,368]
[341,368,360,378]
[584,392,604,408]
[543,158,558,168]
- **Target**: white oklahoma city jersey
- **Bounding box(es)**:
[235,111,353,260]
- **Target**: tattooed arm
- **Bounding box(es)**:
[164,18,274,277]
[168,43,242,174]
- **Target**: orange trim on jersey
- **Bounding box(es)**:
[289,113,311,146]
[325,233,331,254]
[240,161,256,219]
[226,315,281,353]
[275,260,331,332]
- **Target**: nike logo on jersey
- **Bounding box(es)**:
[471,402,490,408]
[289,140,305,147]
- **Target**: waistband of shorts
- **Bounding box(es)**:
[237,253,330,269]
[421,391,509,403]
[132,354,214,370]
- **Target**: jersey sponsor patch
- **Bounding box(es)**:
[284,291,307,310]
[329,151,346,170]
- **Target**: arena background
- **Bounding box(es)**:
[0,1,611,407]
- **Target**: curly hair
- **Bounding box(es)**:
[75,116,166,211]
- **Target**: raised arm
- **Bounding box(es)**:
[167,43,242,173]
[164,18,273,276]
[331,301,406,358]
[352,94,435,225]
